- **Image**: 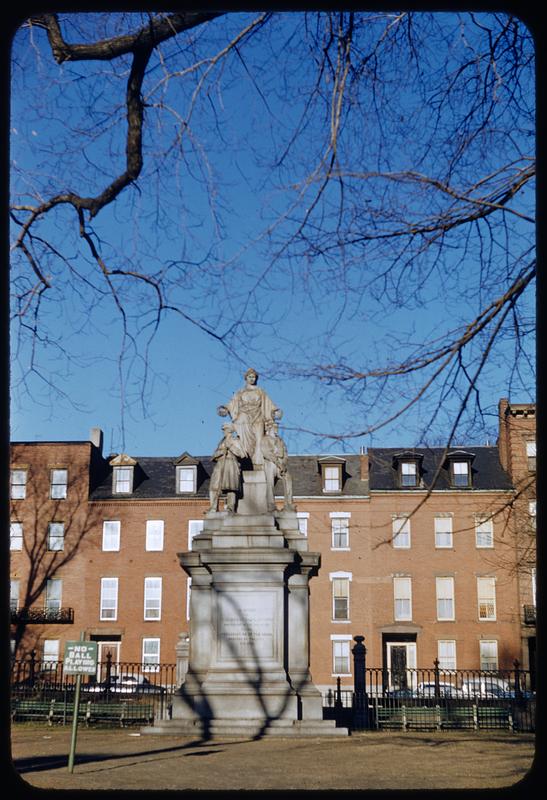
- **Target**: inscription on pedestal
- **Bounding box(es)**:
[218,591,277,662]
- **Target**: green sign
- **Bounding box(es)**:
[64,641,98,675]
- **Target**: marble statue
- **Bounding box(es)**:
[218,368,282,469]
[262,419,295,512]
[208,424,246,513]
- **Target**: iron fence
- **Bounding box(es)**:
[11,654,177,725]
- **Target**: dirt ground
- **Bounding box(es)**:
[9,723,536,793]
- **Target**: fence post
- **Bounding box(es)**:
[352,635,368,730]
[433,658,441,700]
[29,650,36,688]
[513,659,522,699]
[105,651,112,690]
[334,676,343,710]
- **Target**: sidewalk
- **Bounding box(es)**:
[10,724,536,792]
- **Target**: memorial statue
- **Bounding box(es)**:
[262,420,295,512]
[218,368,282,469]
[208,424,246,513]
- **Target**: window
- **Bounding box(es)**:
[475,516,493,548]
[393,577,412,621]
[526,440,536,472]
[331,513,350,549]
[102,520,121,551]
[10,522,23,551]
[297,512,309,536]
[144,577,162,620]
[392,515,411,548]
[10,579,20,612]
[188,519,204,550]
[48,522,65,551]
[400,461,418,487]
[437,640,457,670]
[43,640,60,667]
[146,520,164,551]
[477,577,496,620]
[10,469,27,499]
[113,466,133,494]
[186,577,192,621]
[50,469,68,499]
[177,466,196,493]
[100,577,118,620]
[529,500,536,528]
[479,640,498,671]
[323,465,341,492]
[45,579,62,612]
[331,573,351,621]
[332,637,352,675]
[142,638,161,671]
[451,461,470,488]
[532,568,536,606]
[434,516,453,548]
[436,577,455,621]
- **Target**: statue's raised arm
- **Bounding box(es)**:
[218,368,282,469]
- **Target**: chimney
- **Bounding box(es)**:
[90,427,104,454]
[497,398,509,473]
[360,451,369,481]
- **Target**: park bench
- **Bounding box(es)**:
[11,698,56,725]
[86,701,155,727]
[403,705,442,730]
[373,704,405,730]
[476,705,513,730]
[441,705,477,730]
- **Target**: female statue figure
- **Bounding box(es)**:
[217,368,282,469]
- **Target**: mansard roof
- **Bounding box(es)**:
[88,446,512,500]
[368,447,512,491]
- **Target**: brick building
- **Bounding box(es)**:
[9,399,536,691]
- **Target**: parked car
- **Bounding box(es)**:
[415,682,464,698]
[460,678,532,700]
[87,674,166,695]
[384,687,415,699]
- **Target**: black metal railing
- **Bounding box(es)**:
[10,607,75,624]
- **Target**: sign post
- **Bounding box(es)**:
[64,636,97,773]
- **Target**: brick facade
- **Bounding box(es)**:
[10,400,536,690]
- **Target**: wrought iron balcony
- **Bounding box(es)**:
[523,604,536,625]
[10,606,74,624]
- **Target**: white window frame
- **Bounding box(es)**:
[10,521,23,551]
[436,577,455,621]
[434,516,453,548]
[177,466,197,494]
[144,577,162,621]
[330,512,350,550]
[392,515,411,549]
[142,638,161,671]
[323,465,341,493]
[42,640,60,667]
[529,500,536,528]
[475,516,494,548]
[50,469,68,499]
[532,567,536,606]
[48,521,65,551]
[400,461,418,487]
[45,578,62,612]
[102,520,121,552]
[526,440,536,471]
[330,571,352,622]
[10,469,27,499]
[10,579,20,612]
[331,635,352,676]
[479,640,499,670]
[100,577,118,621]
[477,576,496,621]
[113,466,133,494]
[437,640,457,670]
[146,520,164,551]
[297,512,309,537]
[393,576,412,621]
[451,461,470,488]
[186,577,192,621]
[188,519,204,550]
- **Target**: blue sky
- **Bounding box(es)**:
[9,12,535,457]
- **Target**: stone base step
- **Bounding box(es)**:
[142,717,349,737]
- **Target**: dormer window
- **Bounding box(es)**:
[392,452,423,488]
[174,452,200,494]
[445,450,474,488]
[109,454,137,494]
[318,457,345,493]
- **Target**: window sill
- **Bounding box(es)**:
[332,619,351,624]
[331,673,352,678]
[331,547,351,552]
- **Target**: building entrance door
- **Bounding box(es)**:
[386,641,417,691]
[96,640,121,681]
